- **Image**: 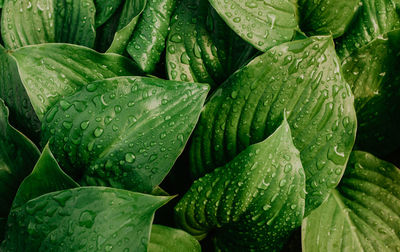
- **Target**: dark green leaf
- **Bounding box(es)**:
[41,76,209,193]
[208,0,299,51]
[302,151,400,251]
[0,99,40,218]
[189,36,357,215]
[0,44,40,142]
[336,0,400,58]
[149,225,201,252]
[298,0,360,38]
[342,29,400,157]
[12,144,79,209]
[1,187,171,251]
[176,119,305,251]
[1,0,96,49]
[94,0,123,28]
[106,0,147,54]
[8,43,140,120]
[127,0,176,73]
[166,0,257,89]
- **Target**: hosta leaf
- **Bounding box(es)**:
[12,144,79,209]
[166,0,256,88]
[208,0,299,51]
[302,151,400,251]
[336,0,400,58]
[0,99,40,218]
[0,44,40,142]
[1,187,171,251]
[1,0,96,49]
[190,36,357,215]
[127,0,176,73]
[149,225,201,252]
[94,0,123,28]
[342,29,400,157]
[298,0,360,38]
[105,0,147,54]
[7,43,140,120]
[176,119,305,251]
[41,76,209,193]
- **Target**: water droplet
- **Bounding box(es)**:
[93,127,104,137]
[125,153,136,163]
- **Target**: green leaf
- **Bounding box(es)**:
[0,99,40,218]
[1,187,171,251]
[1,0,96,49]
[189,36,357,215]
[7,43,141,120]
[94,0,123,28]
[106,0,147,54]
[41,76,209,193]
[176,119,305,251]
[302,151,400,251]
[208,0,299,51]
[12,144,79,209]
[0,44,40,142]
[149,225,201,252]
[342,29,400,157]
[166,0,256,89]
[126,0,176,73]
[298,0,360,38]
[336,0,400,58]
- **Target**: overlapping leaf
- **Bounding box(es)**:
[208,0,299,51]
[298,0,360,38]
[1,0,96,49]
[166,0,256,89]
[97,0,146,54]
[127,0,176,73]
[149,225,201,252]
[302,151,400,251]
[0,99,40,219]
[190,36,357,215]
[1,187,171,251]
[41,76,209,193]
[176,119,305,251]
[336,0,400,58]
[7,43,140,120]
[12,144,79,209]
[94,0,123,28]
[342,29,400,156]
[0,44,40,141]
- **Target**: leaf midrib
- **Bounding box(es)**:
[331,189,364,251]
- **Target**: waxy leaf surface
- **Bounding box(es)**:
[176,119,305,251]
[190,36,357,215]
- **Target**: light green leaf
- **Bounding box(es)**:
[126,0,176,73]
[189,36,357,215]
[7,43,141,120]
[41,76,209,193]
[106,0,147,54]
[298,0,360,38]
[176,119,305,251]
[12,144,79,209]
[1,0,96,49]
[302,151,400,251]
[149,225,201,252]
[1,187,171,251]
[208,0,299,51]
[342,29,400,157]
[94,0,123,28]
[0,44,40,142]
[166,0,257,89]
[336,0,400,58]
[0,99,40,219]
